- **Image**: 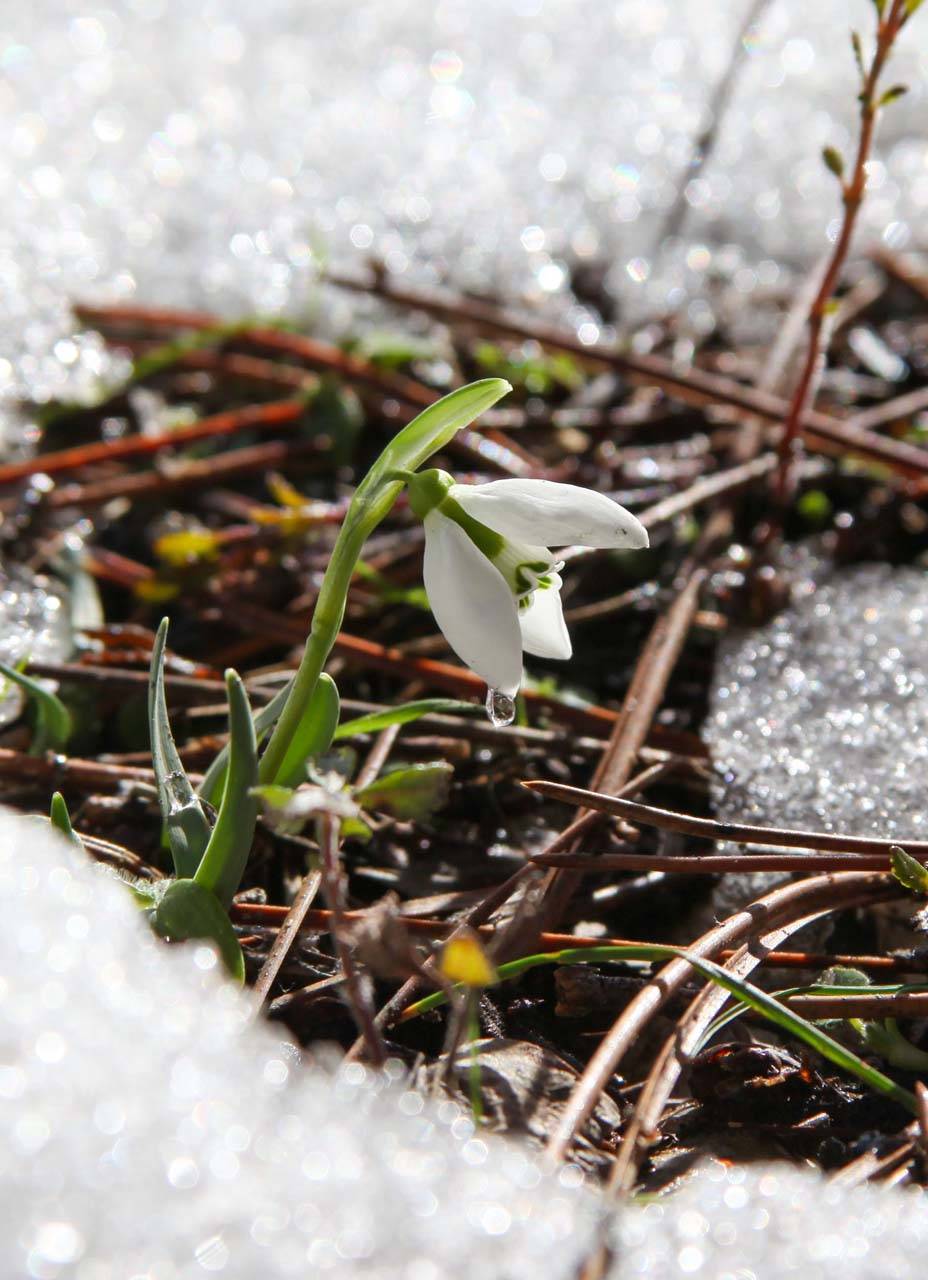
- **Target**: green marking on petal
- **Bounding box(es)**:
[436,493,506,559]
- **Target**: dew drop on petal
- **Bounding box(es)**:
[485,688,515,728]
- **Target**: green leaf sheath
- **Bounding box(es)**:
[276,673,340,788]
[0,659,72,754]
[257,379,510,787]
[193,670,260,909]
[148,618,211,878]
[151,879,245,983]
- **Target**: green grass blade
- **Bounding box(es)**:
[199,680,292,806]
[193,670,259,908]
[403,943,918,1114]
[334,698,477,740]
[148,618,211,878]
[49,791,82,848]
[0,659,72,754]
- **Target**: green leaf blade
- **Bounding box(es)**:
[0,659,72,754]
[148,618,211,878]
[890,845,928,895]
[49,791,82,848]
[356,762,453,822]
[375,378,511,479]
[193,670,260,909]
[334,698,477,740]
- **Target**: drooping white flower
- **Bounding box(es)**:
[406,472,649,696]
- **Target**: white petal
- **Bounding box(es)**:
[422,512,523,695]
[519,582,572,660]
[452,479,649,550]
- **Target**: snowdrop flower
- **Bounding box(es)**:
[405,470,649,696]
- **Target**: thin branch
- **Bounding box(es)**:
[317,814,386,1065]
[525,780,928,857]
[773,0,911,507]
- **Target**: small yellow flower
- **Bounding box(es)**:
[440,932,498,989]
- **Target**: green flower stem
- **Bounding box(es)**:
[467,993,483,1127]
[256,378,511,787]
[257,478,402,785]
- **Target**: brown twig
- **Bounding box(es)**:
[317,813,386,1065]
[0,398,306,487]
[544,871,898,1168]
[229,901,926,977]
[524,780,928,857]
[536,567,711,933]
[531,850,908,874]
[250,868,324,1008]
[328,270,928,479]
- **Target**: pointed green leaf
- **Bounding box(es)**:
[148,618,211,878]
[193,670,259,908]
[49,792,82,848]
[334,698,477,740]
[878,84,908,107]
[374,378,511,479]
[0,659,72,754]
[151,878,245,982]
[851,30,865,79]
[356,762,454,822]
[822,146,845,180]
[199,679,291,805]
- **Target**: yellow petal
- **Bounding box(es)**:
[439,933,497,988]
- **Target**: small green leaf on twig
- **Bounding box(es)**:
[890,846,928,895]
[904,0,924,18]
[356,762,454,822]
[0,659,72,754]
[851,30,866,79]
[148,618,211,878]
[822,146,845,180]
[878,84,908,107]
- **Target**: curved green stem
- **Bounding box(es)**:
[256,378,511,786]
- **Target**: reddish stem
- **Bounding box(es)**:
[773,0,909,509]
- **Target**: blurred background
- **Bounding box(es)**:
[1,0,926,442]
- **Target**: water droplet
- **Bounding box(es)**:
[485,688,515,728]
[165,770,197,814]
